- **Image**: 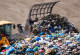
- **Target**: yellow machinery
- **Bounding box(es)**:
[0,20,12,47]
[0,36,10,47]
[0,1,60,47]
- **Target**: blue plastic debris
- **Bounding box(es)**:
[34,37,41,41]
[39,32,45,36]
[50,28,55,32]
[76,36,80,41]
[46,35,52,38]
[26,48,34,52]
[53,46,58,49]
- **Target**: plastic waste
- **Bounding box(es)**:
[34,37,41,41]
[26,48,34,52]
[53,46,58,49]
[33,46,38,51]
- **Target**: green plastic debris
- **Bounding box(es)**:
[69,37,74,39]
[33,46,38,51]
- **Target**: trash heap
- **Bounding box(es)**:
[0,14,80,55]
[31,14,78,35]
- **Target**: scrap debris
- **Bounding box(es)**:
[0,14,80,55]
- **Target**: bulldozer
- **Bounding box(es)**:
[0,20,17,51]
[0,20,12,51]
[0,1,60,48]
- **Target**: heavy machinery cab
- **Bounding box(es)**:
[0,20,12,49]
[0,20,12,37]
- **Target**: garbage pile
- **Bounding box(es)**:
[31,14,78,35]
[0,14,80,55]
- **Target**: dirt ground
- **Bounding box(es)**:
[0,0,80,34]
